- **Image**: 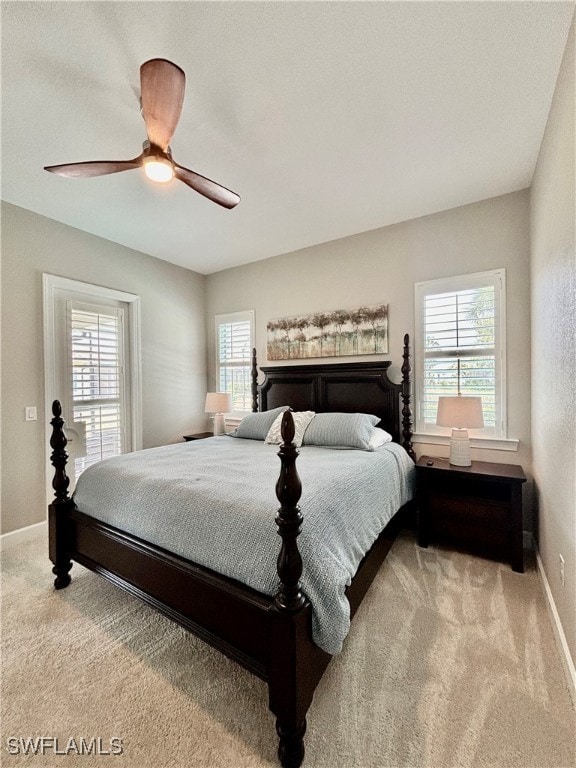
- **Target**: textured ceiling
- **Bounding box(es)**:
[1,2,573,274]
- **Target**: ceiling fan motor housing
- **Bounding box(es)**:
[142,140,172,162]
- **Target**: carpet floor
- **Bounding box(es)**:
[1,533,574,768]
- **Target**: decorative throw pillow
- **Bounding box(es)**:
[265,411,316,447]
[302,412,380,450]
[230,406,289,441]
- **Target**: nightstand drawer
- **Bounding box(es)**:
[426,477,513,504]
[427,516,510,561]
[428,495,510,531]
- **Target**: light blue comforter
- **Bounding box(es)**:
[73,437,414,654]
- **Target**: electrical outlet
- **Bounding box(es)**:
[25,406,37,421]
[559,554,565,588]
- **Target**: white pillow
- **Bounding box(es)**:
[368,427,393,450]
[265,411,316,447]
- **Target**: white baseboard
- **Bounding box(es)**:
[535,546,576,707]
[0,520,47,551]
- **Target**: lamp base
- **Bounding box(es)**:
[449,428,472,466]
[213,413,226,436]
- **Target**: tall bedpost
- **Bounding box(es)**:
[274,411,305,613]
[401,334,416,461]
[251,347,258,413]
[48,400,73,589]
[268,410,307,768]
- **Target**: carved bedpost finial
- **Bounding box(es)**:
[274,411,305,612]
[251,347,259,413]
[401,335,416,461]
[50,400,70,503]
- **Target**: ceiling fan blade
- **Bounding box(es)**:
[44,157,142,178]
[140,58,185,151]
[174,163,240,209]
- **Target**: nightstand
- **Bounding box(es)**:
[183,431,214,441]
[415,456,527,572]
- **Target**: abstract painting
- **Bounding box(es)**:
[267,304,388,360]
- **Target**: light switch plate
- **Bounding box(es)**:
[25,406,37,421]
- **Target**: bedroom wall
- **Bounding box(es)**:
[1,201,207,535]
[530,15,575,670]
[205,189,532,476]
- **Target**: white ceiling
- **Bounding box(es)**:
[1,2,573,275]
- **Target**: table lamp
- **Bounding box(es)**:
[436,395,484,466]
[205,392,232,436]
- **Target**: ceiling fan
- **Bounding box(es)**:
[44,58,240,209]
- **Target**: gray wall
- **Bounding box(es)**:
[530,16,575,668]
[206,189,532,473]
[1,202,207,535]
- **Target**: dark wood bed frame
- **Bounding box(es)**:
[48,334,416,768]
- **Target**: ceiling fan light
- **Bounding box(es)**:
[143,156,174,183]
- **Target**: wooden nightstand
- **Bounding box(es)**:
[415,456,527,572]
[183,431,214,441]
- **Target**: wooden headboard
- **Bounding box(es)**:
[251,334,415,459]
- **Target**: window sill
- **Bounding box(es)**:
[412,433,519,452]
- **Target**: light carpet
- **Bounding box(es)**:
[1,533,574,768]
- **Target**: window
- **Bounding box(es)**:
[415,269,506,439]
[68,301,126,478]
[215,310,255,416]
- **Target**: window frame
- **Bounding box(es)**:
[414,268,509,444]
[43,274,142,496]
[214,310,255,419]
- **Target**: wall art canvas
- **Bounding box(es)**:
[267,304,389,360]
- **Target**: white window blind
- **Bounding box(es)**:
[215,310,255,415]
[68,300,126,478]
[415,270,506,438]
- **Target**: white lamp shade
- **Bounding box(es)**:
[436,396,484,429]
[205,392,232,414]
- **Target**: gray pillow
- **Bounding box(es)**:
[302,412,380,450]
[230,406,290,441]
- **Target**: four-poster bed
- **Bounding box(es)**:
[48,334,416,767]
